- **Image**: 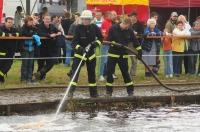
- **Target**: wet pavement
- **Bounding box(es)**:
[0,84,200,105]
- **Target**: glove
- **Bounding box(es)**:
[77,46,86,53]
[137,49,142,60]
[90,41,99,49]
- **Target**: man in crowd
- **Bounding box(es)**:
[111,10,119,25]
[14,6,24,29]
[150,12,161,75]
[33,13,40,26]
[106,18,142,97]
[128,12,144,77]
[92,11,104,28]
[165,12,178,33]
[39,7,49,23]
[99,11,113,81]
[51,15,61,65]
[61,11,74,66]
[34,14,61,81]
[0,17,20,83]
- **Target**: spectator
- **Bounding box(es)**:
[20,16,41,83]
[61,11,74,66]
[33,13,40,26]
[14,6,24,29]
[172,21,191,77]
[128,12,144,77]
[51,15,61,65]
[178,15,191,74]
[150,12,161,75]
[196,16,200,23]
[110,10,119,79]
[111,10,119,25]
[34,14,62,81]
[39,7,49,23]
[178,15,191,31]
[66,12,80,67]
[0,17,20,83]
[165,12,178,33]
[92,11,104,28]
[142,19,163,77]
[99,11,113,81]
[162,29,173,78]
[188,21,200,75]
[58,16,64,34]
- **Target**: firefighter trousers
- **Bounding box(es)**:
[70,56,98,96]
[106,56,134,94]
[0,50,15,77]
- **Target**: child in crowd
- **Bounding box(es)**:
[162,29,173,78]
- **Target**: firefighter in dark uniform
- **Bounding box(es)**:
[0,17,20,83]
[69,10,103,98]
[34,14,61,80]
[106,18,142,96]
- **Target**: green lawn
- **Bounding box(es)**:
[0,52,199,88]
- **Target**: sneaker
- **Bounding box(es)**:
[198,73,200,77]
[34,72,41,80]
[169,74,173,78]
[99,75,105,81]
[165,75,169,78]
[112,74,118,79]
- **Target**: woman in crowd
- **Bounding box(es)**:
[142,19,163,77]
[178,15,191,74]
[172,21,191,77]
[189,21,200,76]
[20,16,41,83]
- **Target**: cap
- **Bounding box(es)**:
[128,12,138,17]
[171,12,178,17]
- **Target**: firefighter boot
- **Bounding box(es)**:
[127,86,134,96]
[0,75,5,83]
[106,86,113,97]
[89,86,99,98]
[68,85,76,99]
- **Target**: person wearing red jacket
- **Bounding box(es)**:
[99,11,113,81]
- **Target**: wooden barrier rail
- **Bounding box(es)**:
[0,35,200,40]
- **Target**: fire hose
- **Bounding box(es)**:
[103,41,200,92]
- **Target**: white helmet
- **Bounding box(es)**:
[80,10,93,19]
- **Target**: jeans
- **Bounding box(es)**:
[173,51,183,75]
[65,40,72,66]
[100,44,109,76]
[188,50,199,74]
[21,49,34,81]
[163,50,173,75]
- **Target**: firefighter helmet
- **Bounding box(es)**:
[80,10,93,19]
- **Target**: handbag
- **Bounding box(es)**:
[141,38,152,52]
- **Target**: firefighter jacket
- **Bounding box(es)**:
[72,24,103,61]
[107,23,141,57]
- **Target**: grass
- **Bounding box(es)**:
[0,52,200,89]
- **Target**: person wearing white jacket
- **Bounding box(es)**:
[172,21,191,77]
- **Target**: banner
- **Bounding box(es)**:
[86,0,149,6]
